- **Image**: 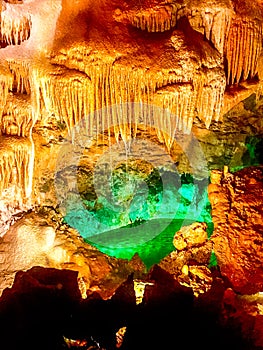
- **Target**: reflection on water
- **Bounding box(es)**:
[85,218,214,269]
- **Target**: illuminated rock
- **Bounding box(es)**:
[0,210,146,299]
[173,221,208,250]
[208,166,263,294]
[159,222,213,295]
[0,1,262,331]
[0,0,261,223]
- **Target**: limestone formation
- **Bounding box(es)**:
[0,209,146,299]
[0,1,262,347]
[208,166,263,294]
[0,0,259,233]
[159,222,213,296]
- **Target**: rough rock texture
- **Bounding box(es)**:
[208,166,263,294]
[0,264,255,350]
[222,288,263,349]
[173,221,208,250]
[159,222,213,296]
[0,1,263,347]
[0,208,146,299]
[0,0,262,225]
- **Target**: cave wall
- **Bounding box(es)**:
[0,3,263,347]
[0,0,262,233]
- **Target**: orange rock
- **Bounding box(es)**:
[209,166,263,294]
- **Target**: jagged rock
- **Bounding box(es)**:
[0,1,262,346]
[222,288,263,348]
[173,221,208,250]
[0,210,146,299]
[208,166,263,294]
[143,264,193,304]
[159,222,213,295]
[0,267,137,350]
[178,264,213,296]
[0,266,81,350]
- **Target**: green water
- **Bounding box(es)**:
[85,218,214,269]
[63,169,214,268]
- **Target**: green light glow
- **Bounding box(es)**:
[230,135,263,172]
[208,251,218,269]
[63,169,214,269]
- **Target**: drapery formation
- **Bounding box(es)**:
[0,0,262,207]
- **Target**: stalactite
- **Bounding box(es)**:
[1,94,32,137]
[0,64,13,121]
[188,3,234,55]
[34,53,226,151]
[7,60,31,94]
[225,17,263,85]
[0,60,37,137]
[0,136,34,204]
[194,68,226,126]
[153,83,196,142]
[185,1,263,87]
[31,63,92,133]
[0,3,32,46]
[115,3,180,33]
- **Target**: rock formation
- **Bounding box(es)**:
[208,166,263,294]
[0,0,263,348]
[0,0,261,214]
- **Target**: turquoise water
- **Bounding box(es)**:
[85,218,214,269]
[63,170,214,268]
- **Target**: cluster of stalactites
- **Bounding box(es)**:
[0,3,32,46]
[186,1,263,85]
[31,62,225,150]
[0,60,35,137]
[0,60,34,202]
[125,0,263,86]
[126,3,179,32]
[0,137,34,202]
[7,60,31,94]
[31,64,92,132]
[0,64,13,119]
[187,4,234,55]
[2,94,32,137]
[224,16,263,85]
